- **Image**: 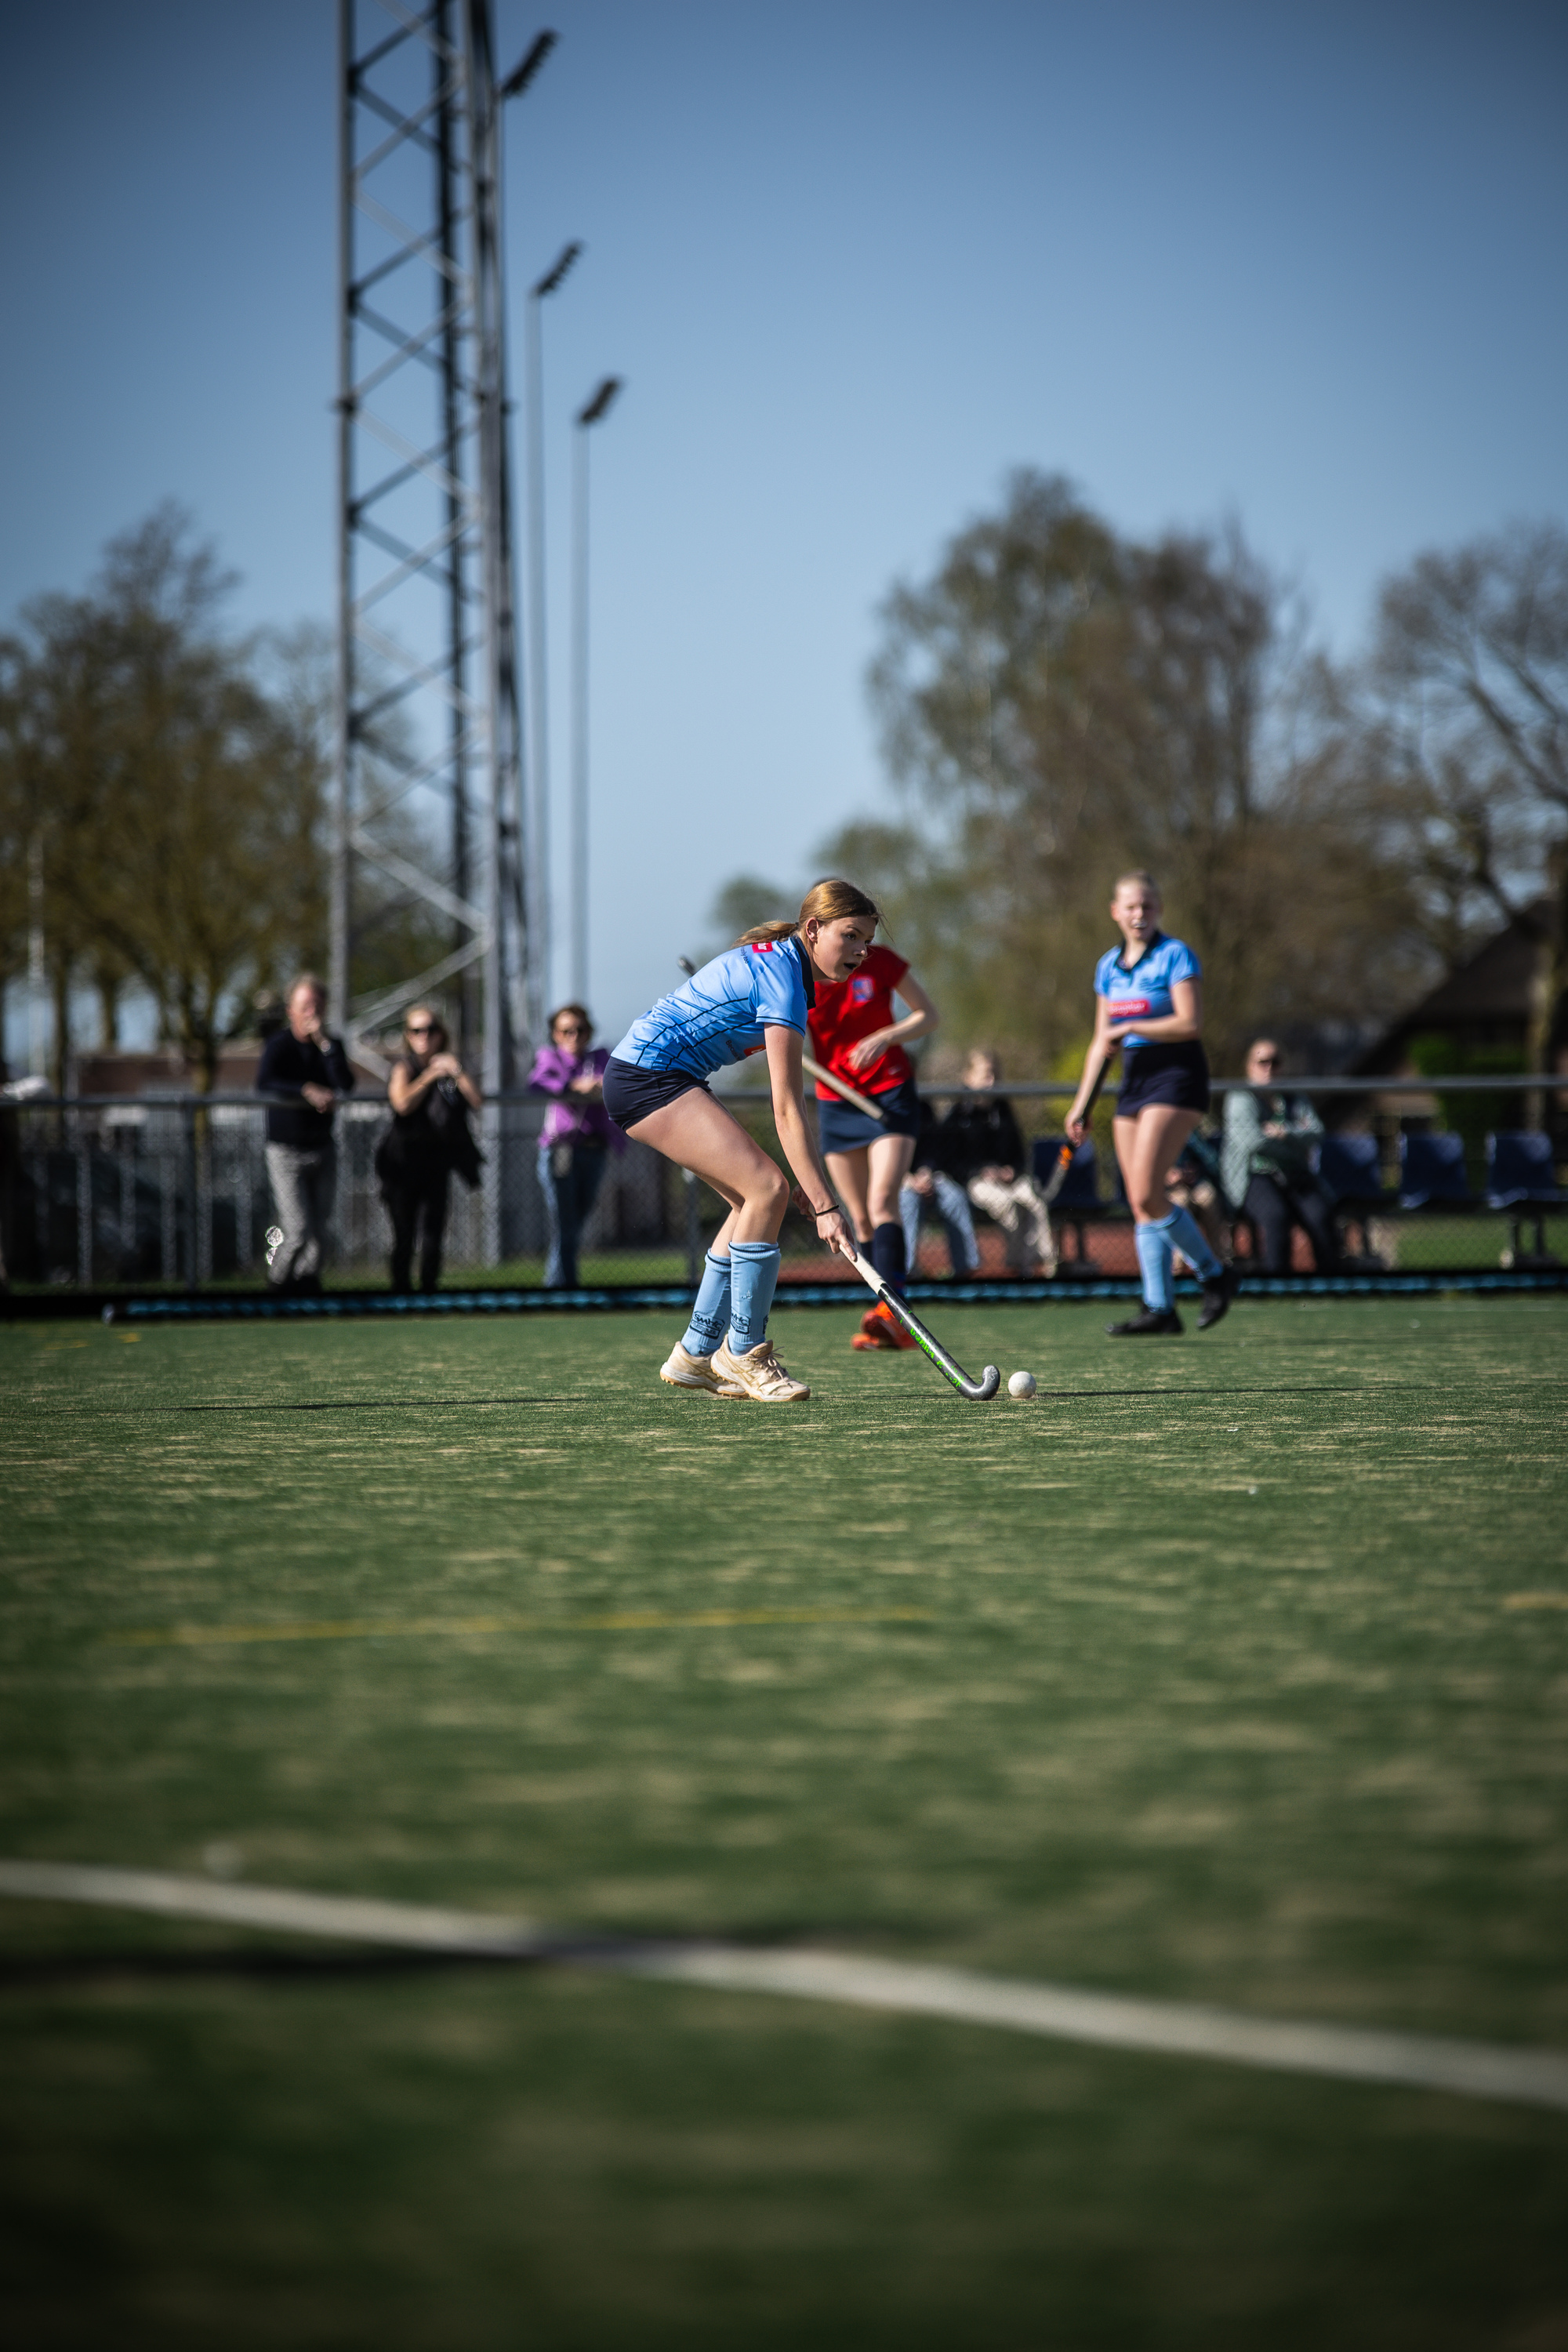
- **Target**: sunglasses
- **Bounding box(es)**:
[406,1022,436,1036]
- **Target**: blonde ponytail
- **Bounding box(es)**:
[735,916,803,946]
[737,877,881,947]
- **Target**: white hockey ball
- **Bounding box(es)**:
[1007,1370,1036,1399]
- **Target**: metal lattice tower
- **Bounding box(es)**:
[331,2,550,1241]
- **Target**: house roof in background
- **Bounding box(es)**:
[1354,898,1552,1074]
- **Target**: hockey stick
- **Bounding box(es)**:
[842,1245,1000,1402]
[676,956,887,1123]
[1039,1048,1115,1205]
[803,1054,886,1122]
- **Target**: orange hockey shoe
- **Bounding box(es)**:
[851,1299,916,1351]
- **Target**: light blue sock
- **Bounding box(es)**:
[728,1240,781,1352]
[1134,1218,1174,1312]
[1163,1202,1223,1283]
[680,1250,731,1357]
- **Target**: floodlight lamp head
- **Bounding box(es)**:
[577,376,622,427]
[533,241,583,298]
[500,30,557,100]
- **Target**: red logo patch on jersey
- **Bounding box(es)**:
[750,941,775,953]
[1115,996,1153,1017]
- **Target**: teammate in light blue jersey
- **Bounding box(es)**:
[1090,931,1202,1048]
[602,879,871,1403]
[1066,870,1236,1337]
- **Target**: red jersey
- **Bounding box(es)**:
[808,944,912,1098]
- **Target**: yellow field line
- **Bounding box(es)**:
[104,1604,936,1650]
[1503,1593,1568,1612]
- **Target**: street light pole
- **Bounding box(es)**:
[524,238,582,1021]
[570,376,622,1005]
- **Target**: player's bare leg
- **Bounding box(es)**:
[631,1089,808,1399]
[1109,1105,1232,1334]
[832,1134,918,1349]
[1116,1105,1202,1225]
[826,1145,873,1245]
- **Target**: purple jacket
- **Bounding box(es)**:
[528,1044,621,1149]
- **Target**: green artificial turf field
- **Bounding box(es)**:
[2,1297,1566,2350]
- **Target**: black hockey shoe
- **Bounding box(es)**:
[1197,1267,1238,1331]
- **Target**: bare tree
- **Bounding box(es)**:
[1370,521,1568,1076]
[260,622,450,1029]
[834,471,1425,1069]
[0,507,325,1091]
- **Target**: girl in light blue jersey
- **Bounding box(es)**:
[1066,871,1234,1338]
[602,878,869,1403]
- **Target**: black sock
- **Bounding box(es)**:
[870,1221,907,1296]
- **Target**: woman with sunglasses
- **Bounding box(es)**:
[381,1006,481,1294]
[1065,870,1234,1337]
[528,1004,620,1290]
[1221,1037,1339,1274]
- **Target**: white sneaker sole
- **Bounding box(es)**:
[710,1350,811,1403]
[659,1358,746,1399]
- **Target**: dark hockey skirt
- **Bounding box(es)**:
[1117,1040,1210,1116]
[817,1074,922,1154]
[602,1057,710,1134]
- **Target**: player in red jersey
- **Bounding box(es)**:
[808,941,940,1351]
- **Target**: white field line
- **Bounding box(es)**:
[635,1948,1568,2114]
[4,1859,1566,2116]
[0,1860,546,1955]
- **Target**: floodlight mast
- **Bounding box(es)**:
[332,2,556,1261]
[524,238,583,1018]
[571,376,622,1002]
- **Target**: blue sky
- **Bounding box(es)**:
[3,0,1565,1051]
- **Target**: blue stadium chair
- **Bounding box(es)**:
[1313,1130,1397,1267]
[1031,1137,1107,1270]
[1397,1131,1479,1210]
[1318,1132,1389,1207]
[1486,1131,1567,1266]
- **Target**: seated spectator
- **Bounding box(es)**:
[940,1050,1057,1276]
[529,1004,621,1289]
[1221,1037,1340,1273]
[899,1098,979,1277]
[256,974,355,1296]
[1167,1131,1232,1271]
[377,1005,483,1294]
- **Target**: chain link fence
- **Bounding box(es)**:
[2,1077,1563,1294]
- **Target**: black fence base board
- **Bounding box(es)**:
[3,1266,1566,1324]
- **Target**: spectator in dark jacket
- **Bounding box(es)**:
[379,1004,482,1294]
[940,1051,1056,1275]
[256,975,354,1294]
[899,1097,979,1277]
